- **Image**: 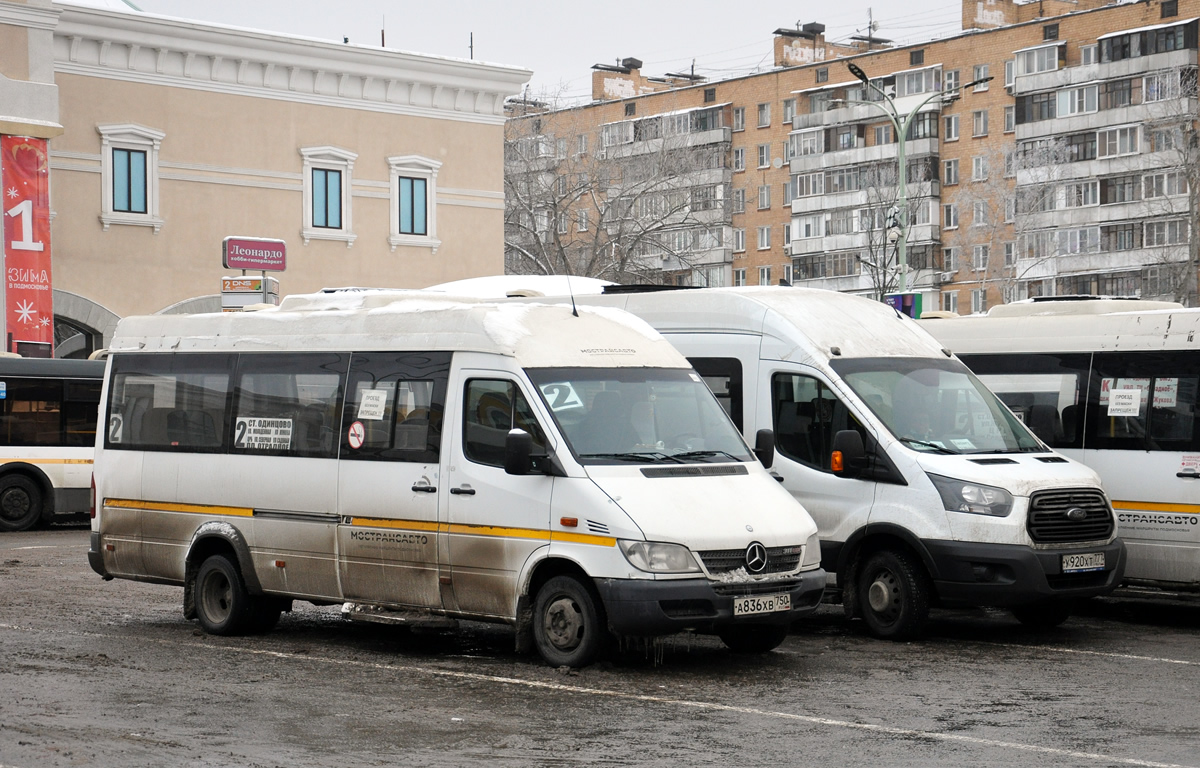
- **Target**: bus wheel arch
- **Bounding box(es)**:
[0,465,52,532]
[183,524,262,620]
[518,557,607,665]
[838,526,937,631]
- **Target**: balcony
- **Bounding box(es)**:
[790,138,939,174]
[1014,48,1197,96]
[603,127,731,160]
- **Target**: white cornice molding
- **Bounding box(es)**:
[0,1,61,31]
[51,2,530,125]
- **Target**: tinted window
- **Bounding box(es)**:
[688,357,743,429]
[64,379,102,447]
[463,379,547,467]
[232,353,347,459]
[1087,351,1200,451]
[956,352,1090,449]
[1,379,62,446]
[106,354,235,452]
[340,352,450,463]
[772,373,867,471]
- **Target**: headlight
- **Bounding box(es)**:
[928,473,1013,517]
[802,531,822,568]
[618,540,700,573]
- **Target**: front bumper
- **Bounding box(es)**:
[926,538,1126,607]
[594,567,826,635]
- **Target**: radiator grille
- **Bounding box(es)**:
[698,545,802,576]
[1027,488,1113,543]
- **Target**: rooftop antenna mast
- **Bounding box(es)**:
[381,14,385,47]
[470,32,474,59]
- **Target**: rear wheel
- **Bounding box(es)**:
[1012,600,1071,629]
[0,475,43,532]
[194,554,255,635]
[857,549,930,640]
[717,624,788,653]
[533,575,606,667]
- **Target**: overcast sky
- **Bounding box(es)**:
[124,0,964,102]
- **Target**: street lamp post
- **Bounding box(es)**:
[843,62,992,294]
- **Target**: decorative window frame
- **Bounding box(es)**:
[97,123,165,233]
[387,155,442,253]
[301,146,357,247]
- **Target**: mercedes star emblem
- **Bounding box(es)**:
[745,542,768,573]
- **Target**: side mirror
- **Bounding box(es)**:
[504,429,533,475]
[754,429,775,469]
[831,429,868,478]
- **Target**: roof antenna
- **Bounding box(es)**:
[566,273,578,317]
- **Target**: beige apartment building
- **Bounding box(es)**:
[1,0,529,356]
[506,0,1200,314]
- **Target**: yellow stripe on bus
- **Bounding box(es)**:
[1112,500,1200,515]
[104,498,254,517]
[349,517,440,533]
[0,458,93,465]
[348,517,615,547]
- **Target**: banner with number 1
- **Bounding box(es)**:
[2,135,54,352]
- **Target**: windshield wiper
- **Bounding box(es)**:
[898,437,959,455]
[579,452,685,463]
[671,450,743,463]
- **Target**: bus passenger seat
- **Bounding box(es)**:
[1027,404,1064,446]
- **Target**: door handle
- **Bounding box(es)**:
[411,484,437,493]
[1177,471,1199,479]
[770,472,785,483]
[450,486,476,496]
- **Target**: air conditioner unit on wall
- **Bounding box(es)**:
[939,271,955,283]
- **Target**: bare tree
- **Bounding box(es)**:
[855,157,938,302]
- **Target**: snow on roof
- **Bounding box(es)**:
[425,275,613,298]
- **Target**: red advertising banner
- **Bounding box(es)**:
[2,136,54,354]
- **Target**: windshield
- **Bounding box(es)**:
[527,367,754,464]
[831,357,1043,455]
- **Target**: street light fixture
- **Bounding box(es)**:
[840,63,993,294]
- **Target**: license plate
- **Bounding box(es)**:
[1062,552,1106,573]
[733,593,791,616]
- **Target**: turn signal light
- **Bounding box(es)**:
[89,474,96,519]
[560,517,579,528]
[831,451,844,472]
[273,560,286,568]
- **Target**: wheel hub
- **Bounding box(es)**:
[868,574,896,613]
[543,596,583,651]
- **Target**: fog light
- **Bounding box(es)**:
[972,564,995,582]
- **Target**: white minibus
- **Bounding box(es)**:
[0,357,104,531]
[922,297,1200,593]
[500,285,1126,638]
[88,291,825,666]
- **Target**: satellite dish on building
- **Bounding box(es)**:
[772,158,784,168]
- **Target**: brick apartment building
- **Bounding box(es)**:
[504,0,1200,312]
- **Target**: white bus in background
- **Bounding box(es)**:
[0,357,104,531]
[89,291,826,666]
[922,297,1200,594]
[473,283,1126,639]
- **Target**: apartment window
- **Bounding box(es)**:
[1016,45,1060,76]
[1163,0,1179,17]
[943,70,960,94]
[388,155,440,251]
[816,67,829,83]
[302,145,357,246]
[733,107,746,131]
[1004,197,1016,222]
[973,64,990,90]
[1145,171,1187,198]
[827,209,855,235]
[98,123,164,232]
[796,172,824,197]
[576,134,588,156]
[624,102,636,117]
[1144,71,1188,102]
[972,201,989,226]
[1003,105,1015,133]
[1100,78,1136,109]
[972,110,988,137]
[943,159,959,185]
[1058,85,1098,116]
[1059,226,1101,254]
[1004,151,1016,177]
[555,212,568,235]
[704,87,717,103]
[797,130,823,155]
[944,114,959,141]
[910,49,925,66]
[732,188,746,213]
[943,203,959,229]
[758,265,772,285]
[1150,126,1181,152]
[1102,222,1140,251]
[874,124,893,145]
[797,214,822,239]
[783,138,796,161]
[757,103,770,127]
[757,144,770,168]
[973,244,990,271]
[576,209,588,232]
[971,289,987,314]
[1081,45,1098,65]
[733,268,746,287]
[783,180,794,205]
[783,98,796,124]
[906,112,939,140]
[1065,180,1099,207]
[1043,23,1059,41]
[834,125,856,149]
[757,226,771,250]
[942,292,958,313]
[1098,126,1139,158]
[827,167,860,193]
[944,246,959,271]
[1004,241,1016,266]
[733,228,746,252]
[1067,132,1097,162]
[1005,60,1015,89]
[782,263,793,285]
[1146,219,1188,246]
[733,148,746,171]
[758,185,771,210]
[971,155,988,181]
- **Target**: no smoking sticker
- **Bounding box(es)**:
[348,420,365,449]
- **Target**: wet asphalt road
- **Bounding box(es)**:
[2,527,1198,768]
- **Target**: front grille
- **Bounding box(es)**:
[712,579,801,597]
[1027,488,1113,543]
[698,545,802,575]
[659,599,716,619]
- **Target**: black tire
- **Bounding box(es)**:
[717,624,788,653]
[0,475,44,532]
[1012,600,1071,629]
[857,549,931,640]
[246,599,283,634]
[194,554,255,635]
[533,575,606,668]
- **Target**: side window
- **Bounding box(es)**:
[64,379,102,447]
[772,373,865,471]
[959,352,1089,449]
[463,379,547,467]
[106,353,235,452]
[1088,351,1200,451]
[688,357,743,430]
[2,378,62,446]
[341,352,450,463]
[232,353,348,459]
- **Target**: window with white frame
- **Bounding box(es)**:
[758,265,772,285]
[944,114,959,141]
[783,98,796,124]
[733,268,746,286]
[972,110,989,137]
[1145,219,1188,246]
[1004,60,1015,88]
[1004,105,1015,132]
[1081,44,1098,65]
[733,147,746,172]
[797,129,823,155]
[302,146,358,246]
[971,288,987,314]
[1003,241,1016,266]
[1004,197,1016,222]
[758,185,771,210]
[1016,45,1059,76]
[734,228,746,252]
[1144,71,1181,102]
[1144,170,1187,198]
[782,263,793,285]
[557,212,568,234]
[783,223,792,252]
[387,154,441,252]
[732,188,746,213]
[1059,226,1100,254]
[874,124,893,145]
[943,158,959,185]
[98,123,165,232]
[972,155,988,181]
[797,214,822,238]
[972,64,990,90]
[1057,85,1098,115]
[1065,180,1099,207]
[796,172,824,197]
[945,69,960,93]
[1098,126,1139,158]
[783,180,794,205]
[972,244,989,271]
[733,107,746,131]
[757,103,771,127]
[577,209,589,231]
[942,291,958,312]
[944,246,959,271]
[783,138,796,161]
[972,201,989,226]
[757,226,771,250]
[576,134,588,156]
[943,203,959,229]
[757,144,770,168]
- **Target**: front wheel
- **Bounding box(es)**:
[857,549,931,640]
[1012,600,1071,629]
[194,554,255,635]
[717,624,788,653]
[0,475,43,532]
[533,575,606,668]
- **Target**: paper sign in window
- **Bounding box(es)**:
[1153,378,1179,408]
[234,417,293,449]
[356,389,389,421]
[1107,389,1141,417]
